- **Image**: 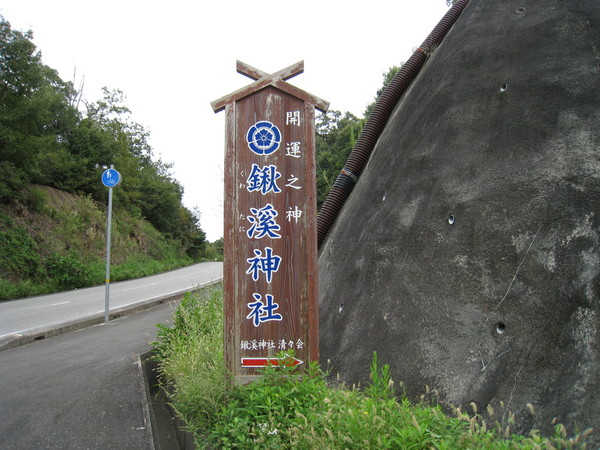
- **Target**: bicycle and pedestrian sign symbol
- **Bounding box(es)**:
[101,168,122,188]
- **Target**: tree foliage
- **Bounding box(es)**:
[0,15,206,255]
[315,110,363,209]
[0,16,79,198]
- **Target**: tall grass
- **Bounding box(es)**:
[153,287,592,449]
[153,286,228,434]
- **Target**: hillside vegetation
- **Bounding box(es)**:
[0,184,215,300]
[0,16,220,300]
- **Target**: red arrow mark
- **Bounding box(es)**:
[241,357,304,368]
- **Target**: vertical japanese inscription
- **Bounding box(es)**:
[231,86,314,376]
[215,61,326,383]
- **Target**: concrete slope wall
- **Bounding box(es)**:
[319,0,599,441]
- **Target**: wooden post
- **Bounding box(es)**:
[212,61,328,383]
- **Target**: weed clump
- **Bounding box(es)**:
[46,253,92,290]
[153,286,227,434]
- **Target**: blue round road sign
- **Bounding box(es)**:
[101,168,121,187]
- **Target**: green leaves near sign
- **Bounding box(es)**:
[46,253,92,290]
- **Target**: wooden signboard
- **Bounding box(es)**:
[212,61,328,383]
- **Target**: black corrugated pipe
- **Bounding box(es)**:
[317,0,471,249]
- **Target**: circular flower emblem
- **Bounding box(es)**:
[246,121,281,155]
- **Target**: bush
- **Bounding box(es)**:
[0,162,28,202]
[109,254,192,282]
[45,253,92,290]
[0,277,52,300]
[199,238,224,261]
[0,213,41,280]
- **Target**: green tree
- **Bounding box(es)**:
[180,208,208,259]
[83,88,206,252]
[0,17,43,100]
[315,110,363,208]
[0,15,79,200]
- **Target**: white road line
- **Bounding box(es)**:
[0,329,30,339]
[121,283,159,292]
[33,301,71,309]
[95,289,189,314]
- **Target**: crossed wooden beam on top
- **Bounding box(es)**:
[211,60,329,113]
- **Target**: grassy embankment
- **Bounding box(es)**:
[0,185,220,300]
[152,286,592,449]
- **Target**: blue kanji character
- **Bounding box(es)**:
[246,247,282,283]
[247,203,281,239]
[247,164,282,195]
[246,293,283,327]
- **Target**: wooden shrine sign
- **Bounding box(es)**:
[212,61,329,384]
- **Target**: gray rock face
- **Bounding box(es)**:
[319,0,599,442]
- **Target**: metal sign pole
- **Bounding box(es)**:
[105,183,113,323]
[101,164,121,323]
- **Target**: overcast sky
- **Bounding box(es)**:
[1,0,450,241]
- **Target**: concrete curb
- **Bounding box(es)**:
[138,353,157,450]
[0,278,223,352]
[142,351,196,450]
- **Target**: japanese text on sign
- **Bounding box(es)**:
[244,112,303,329]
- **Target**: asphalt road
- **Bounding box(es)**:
[0,302,174,449]
[0,262,223,449]
[0,262,223,348]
